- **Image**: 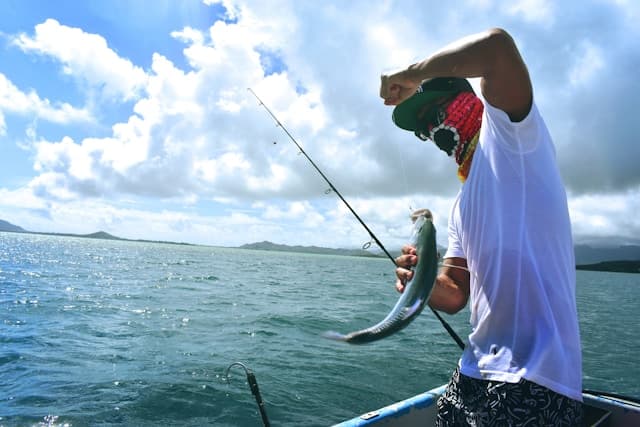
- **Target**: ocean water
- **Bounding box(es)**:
[1,232,638,426]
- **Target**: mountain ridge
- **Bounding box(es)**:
[239,240,391,258]
[2,218,639,270]
[0,219,26,233]
[0,219,192,246]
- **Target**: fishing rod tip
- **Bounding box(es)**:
[225,361,252,384]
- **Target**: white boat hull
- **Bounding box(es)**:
[333,385,640,426]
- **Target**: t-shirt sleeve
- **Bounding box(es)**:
[444,196,465,259]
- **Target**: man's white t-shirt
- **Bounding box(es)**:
[444,100,582,401]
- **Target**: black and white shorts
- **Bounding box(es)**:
[436,367,583,426]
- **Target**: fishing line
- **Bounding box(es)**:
[441,262,476,279]
[248,88,395,261]
[392,133,415,213]
[248,88,464,351]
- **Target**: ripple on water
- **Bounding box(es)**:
[2,235,638,426]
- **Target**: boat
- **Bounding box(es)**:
[332,384,640,426]
[227,361,640,426]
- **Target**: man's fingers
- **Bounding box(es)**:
[380,74,389,98]
[380,75,404,105]
[395,270,414,293]
[395,267,414,294]
[401,244,417,255]
[395,253,417,268]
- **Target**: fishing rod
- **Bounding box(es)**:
[225,362,270,427]
[248,88,465,351]
[247,88,394,262]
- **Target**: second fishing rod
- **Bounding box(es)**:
[248,88,465,351]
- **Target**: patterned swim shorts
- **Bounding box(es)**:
[436,368,583,426]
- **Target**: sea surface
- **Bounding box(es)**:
[1,232,639,426]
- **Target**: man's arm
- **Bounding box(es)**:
[380,28,532,121]
[429,257,470,314]
[395,252,470,314]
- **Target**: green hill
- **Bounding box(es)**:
[0,219,26,233]
[82,231,121,240]
[0,219,189,246]
[2,218,639,271]
[576,260,640,274]
[239,240,385,258]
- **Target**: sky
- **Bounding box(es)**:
[1,0,639,251]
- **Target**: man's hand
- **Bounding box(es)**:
[395,244,418,293]
[380,29,532,121]
[380,72,420,106]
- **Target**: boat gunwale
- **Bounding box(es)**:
[333,386,640,426]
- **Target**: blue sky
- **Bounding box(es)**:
[1,0,639,249]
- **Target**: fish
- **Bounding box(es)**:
[323,209,438,344]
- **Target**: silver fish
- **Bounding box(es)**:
[323,209,438,344]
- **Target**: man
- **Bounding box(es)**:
[380,28,583,425]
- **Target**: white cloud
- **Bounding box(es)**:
[170,26,205,46]
[204,0,241,21]
[0,187,49,212]
[365,24,419,72]
[12,19,147,102]
[569,189,640,245]
[0,72,92,126]
[1,0,639,248]
[18,10,335,204]
[506,0,555,25]
[34,136,92,180]
[568,41,605,87]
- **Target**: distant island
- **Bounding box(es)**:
[2,218,640,273]
[576,260,640,274]
[0,219,26,233]
[239,240,388,258]
[0,219,193,246]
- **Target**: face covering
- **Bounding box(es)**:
[415,92,483,182]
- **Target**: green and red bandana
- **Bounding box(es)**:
[429,92,483,182]
[391,78,483,182]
